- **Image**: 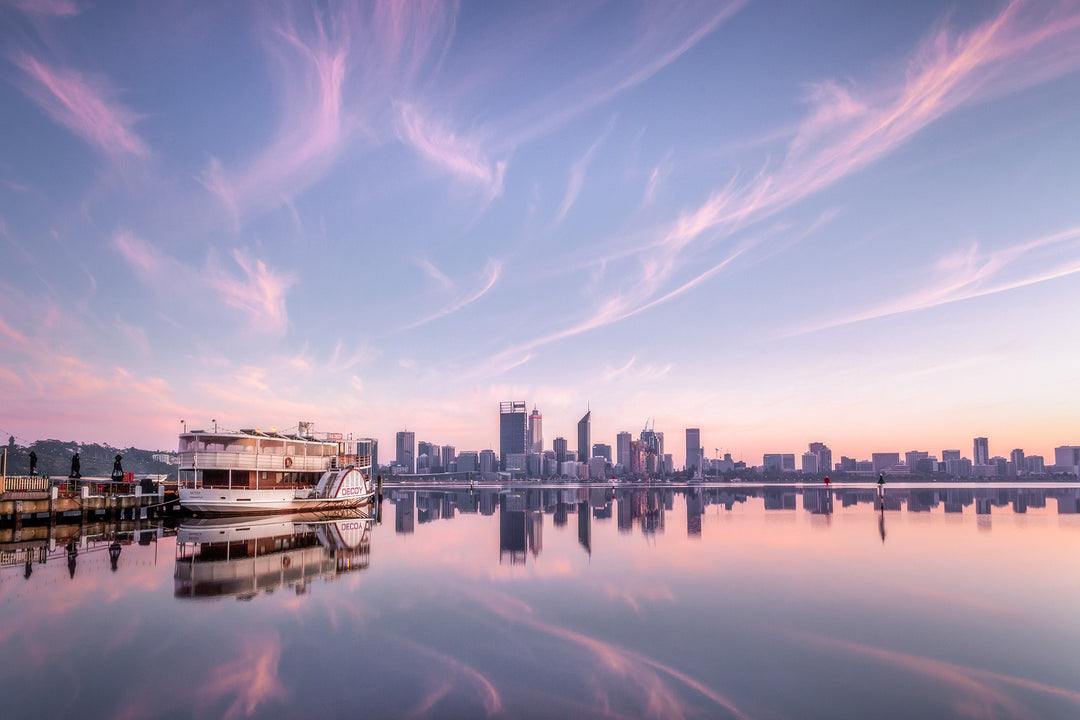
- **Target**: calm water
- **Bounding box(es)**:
[1,483,1079,719]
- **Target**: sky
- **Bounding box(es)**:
[2,0,1080,467]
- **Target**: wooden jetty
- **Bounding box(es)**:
[0,475,179,530]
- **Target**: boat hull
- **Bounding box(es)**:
[180,487,374,515]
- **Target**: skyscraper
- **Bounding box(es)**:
[577,410,591,462]
[528,406,543,454]
[499,401,527,471]
[616,432,631,471]
[395,431,415,473]
[553,436,568,463]
[686,428,702,474]
[974,437,990,466]
[809,442,832,475]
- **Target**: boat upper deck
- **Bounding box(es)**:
[177,429,373,473]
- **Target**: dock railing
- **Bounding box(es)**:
[0,475,51,493]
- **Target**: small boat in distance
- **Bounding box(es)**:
[177,422,375,515]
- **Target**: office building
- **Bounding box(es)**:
[616,432,632,471]
[974,437,990,466]
[395,431,415,473]
[686,428,703,475]
[499,401,527,471]
[809,442,832,476]
[592,443,612,463]
[528,406,543,454]
[578,410,591,462]
[553,437,568,463]
[872,453,900,472]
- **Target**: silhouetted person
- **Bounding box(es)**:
[112,454,123,480]
[29,450,37,476]
[69,452,81,479]
[109,541,122,572]
[24,557,33,580]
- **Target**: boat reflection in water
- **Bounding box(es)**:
[174,512,372,600]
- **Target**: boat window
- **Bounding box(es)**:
[178,437,195,452]
[286,442,303,455]
[196,438,228,452]
[260,439,285,454]
[224,437,257,453]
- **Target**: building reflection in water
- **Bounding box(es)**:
[173,513,372,600]
[378,485,1080,564]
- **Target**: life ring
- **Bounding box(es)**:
[284,457,293,469]
[282,556,291,568]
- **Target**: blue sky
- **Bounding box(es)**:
[2,0,1080,466]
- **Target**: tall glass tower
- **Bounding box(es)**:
[577,410,591,463]
[499,401,527,471]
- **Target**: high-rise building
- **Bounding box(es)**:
[640,427,663,477]
[616,432,632,471]
[592,443,612,463]
[479,449,497,475]
[442,445,456,468]
[499,401,527,471]
[528,406,543,454]
[395,431,415,473]
[1010,449,1025,474]
[801,452,819,473]
[809,442,832,476]
[942,449,962,462]
[577,410,591,462]
[1055,446,1080,476]
[457,451,479,473]
[686,428,702,475]
[553,437,568,463]
[974,437,990,466]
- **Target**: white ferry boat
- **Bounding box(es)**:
[177,423,376,515]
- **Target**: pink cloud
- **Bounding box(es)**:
[203,1,458,221]
[4,0,80,18]
[12,53,148,158]
[110,230,165,279]
[396,103,506,199]
[505,1,1080,361]
[798,224,1080,333]
[403,258,502,330]
[208,250,297,335]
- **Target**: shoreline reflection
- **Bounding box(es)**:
[383,484,1080,558]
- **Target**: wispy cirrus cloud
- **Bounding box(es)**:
[112,231,296,335]
[404,257,501,330]
[493,1,1080,367]
[3,0,80,18]
[208,249,297,336]
[396,103,506,200]
[203,1,458,222]
[499,0,748,148]
[11,53,148,159]
[795,224,1080,335]
[554,121,613,225]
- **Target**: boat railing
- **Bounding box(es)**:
[177,451,332,473]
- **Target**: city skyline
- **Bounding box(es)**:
[3,2,1080,462]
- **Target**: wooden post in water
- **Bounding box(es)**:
[376,474,383,524]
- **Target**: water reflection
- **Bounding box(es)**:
[1,484,1078,719]
[174,513,373,600]
[382,484,1080,559]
